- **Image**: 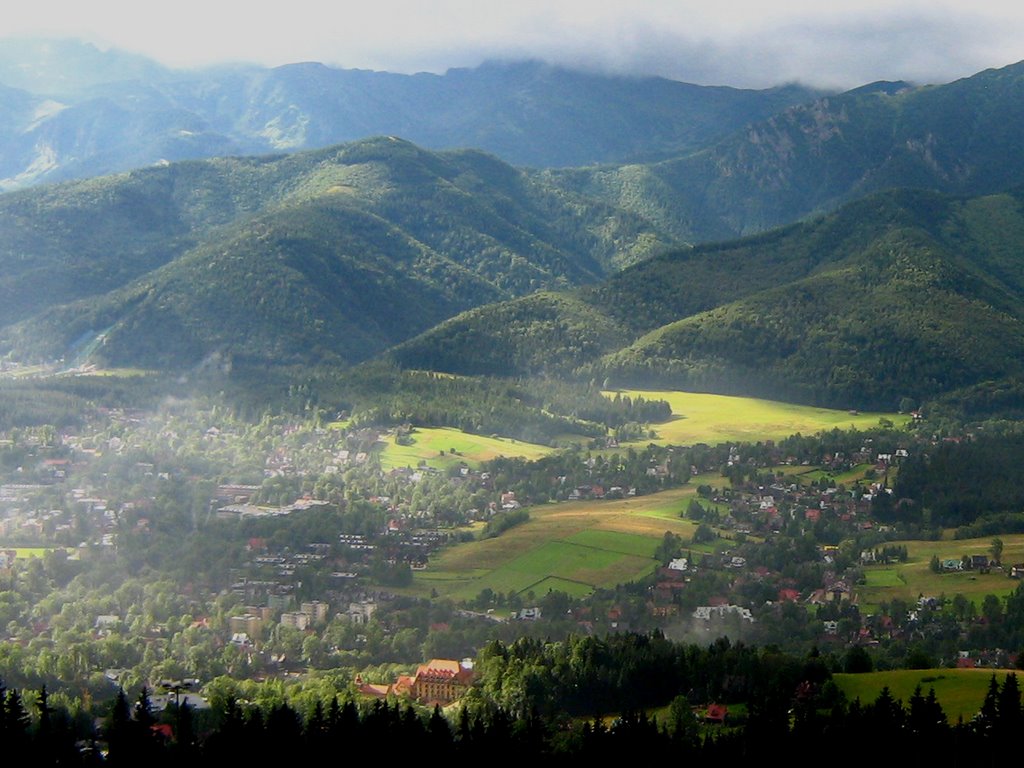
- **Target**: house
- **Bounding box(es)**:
[346,600,376,624]
[693,605,755,623]
[300,600,330,623]
[229,614,264,637]
[970,555,991,573]
[354,674,393,699]
[705,703,728,724]
[280,611,310,630]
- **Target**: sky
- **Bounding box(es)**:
[2,1,1023,89]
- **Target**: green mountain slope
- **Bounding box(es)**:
[0,137,674,368]
[538,61,1024,244]
[392,188,1024,410]
[390,292,627,377]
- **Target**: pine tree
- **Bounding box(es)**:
[996,672,1023,736]
[976,674,1000,735]
[428,704,452,748]
[3,688,31,752]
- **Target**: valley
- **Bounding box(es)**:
[2,35,1024,762]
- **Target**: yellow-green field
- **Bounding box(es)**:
[377,427,555,470]
[0,547,75,559]
[607,389,909,445]
[834,668,1013,722]
[81,368,153,377]
[410,486,699,601]
[855,534,1024,611]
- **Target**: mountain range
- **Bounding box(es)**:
[540,61,1024,243]
[0,39,822,189]
[0,137,671,368]
[4,42,1024,415]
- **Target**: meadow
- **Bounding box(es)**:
[410,486,699,601]
[377,389,907,471]
[833,668,1014,722]
[0,547,75,559]
[608,389,908,445]
[376,426,554,470]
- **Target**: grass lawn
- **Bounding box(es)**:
[0,547,75,559]
[10,547,49,558]
[606,389,909,445]
[377,426,554,470]
[410,486,698,601]
[833,668,1015,722]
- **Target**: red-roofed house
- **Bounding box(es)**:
[705,703,729,724]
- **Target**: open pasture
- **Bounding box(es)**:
[411,486,698,601]
[377,426,554,470]
[607,389,908,445]
[833,668,1012,723]
[0,547,76,559]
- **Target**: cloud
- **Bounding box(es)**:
[2,1,1023,88]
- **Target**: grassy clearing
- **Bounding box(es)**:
[855,534,1024,611]
[0,547,74,559]
[8,547,49,558]
[410,486,698,601]
[85,368,153,377]
[864,568,906,587]
[526,577,596,599]
[565,529,659,558]
[377,426,554,470]
[833,668,1010,722]
[607,389,909,445]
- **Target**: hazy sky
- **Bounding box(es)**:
[3,1,1023,89]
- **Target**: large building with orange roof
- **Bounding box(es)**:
[355,659,474,705]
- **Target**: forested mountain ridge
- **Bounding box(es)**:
[0,137,673,368]
[0,39,824,188]
[6,48,1024,411]
[538,60,1024,243]
[392,187,1024,410]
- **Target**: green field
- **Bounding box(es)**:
[377,426,555,470]
[607,389,908,445]
[0,547,74,559]
[855,534,1024,611]
[85,368,153,377]
[834,668,1012,722]
[410,486,698,601]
